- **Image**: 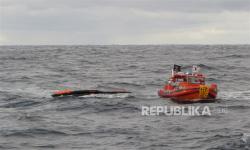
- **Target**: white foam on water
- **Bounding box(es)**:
[0,85,51,98]
[79,93,130,98]
[242,133,250,145]
[144,93,159,99]
[20,86,52,98]
[219,90,250,100]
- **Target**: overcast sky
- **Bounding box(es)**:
[0,0,250,45]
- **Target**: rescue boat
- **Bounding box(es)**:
[158,65,218,103]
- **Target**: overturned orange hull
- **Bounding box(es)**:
[52,89,131,97]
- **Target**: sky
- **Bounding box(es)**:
[0,0,250,45]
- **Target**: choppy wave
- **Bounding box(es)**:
[79,93,132,99]
[219,54,250,59]
[219,90,250,101]
[1,128,68,137]
[242,133,250,145]
[182,64,217,71]
[0,86,51,99]
[0,100,41,108]
[1,45,250,150]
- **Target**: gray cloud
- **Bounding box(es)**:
[2,0,249,12]
[0,0,249,44]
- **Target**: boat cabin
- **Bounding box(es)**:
[169,65,205,85]
[171,72,205,83]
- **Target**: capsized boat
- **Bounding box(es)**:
[52,89,131,97]
[158,65,218,103]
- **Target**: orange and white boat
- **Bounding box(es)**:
[158,65,218,103]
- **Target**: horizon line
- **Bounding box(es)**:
[1,43,250,46]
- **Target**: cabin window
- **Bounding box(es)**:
[188,77,204,84]
[188,77,199,84]
[176,78,184,82]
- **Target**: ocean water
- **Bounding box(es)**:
[0,45,250,150]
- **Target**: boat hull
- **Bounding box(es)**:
[158,85,217,103]
[52,89,131,97]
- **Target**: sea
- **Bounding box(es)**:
[0,45,249,150]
